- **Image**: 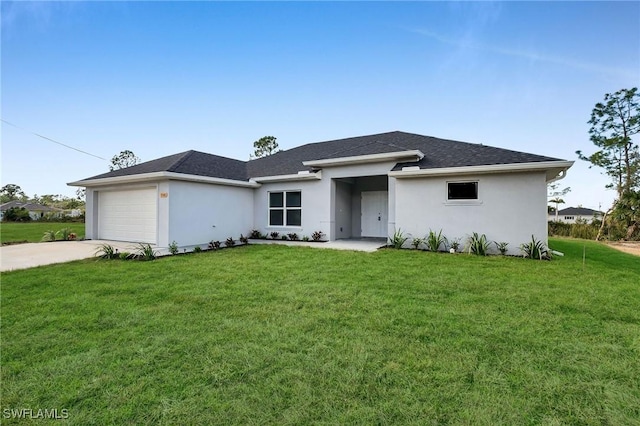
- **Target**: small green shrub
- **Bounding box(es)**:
[302,236,310,242]
[119,251,133,260]
[411,237,425,250]
[495,241,509,255]
[270,232,280,240]
[208,241,221,250]
[520,235,551,260]
[193,246,203,253]
[136,243,157,261]
[389,229,409,249]
[41,230,59,242]
[95,244,117,259]
[59,228,73,241]
[249,230,262,239]
[287,233,299,241]
[467,232,490,256]
[225,237,236,247]
[239,234,249,244]
[449,238,461,252]
[311,231,324,242]
[426,229,447,252]
[168,241,179,255]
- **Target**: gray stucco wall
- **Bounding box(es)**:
[167,180,254,247]
[394,171,548,254]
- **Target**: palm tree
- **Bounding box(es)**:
[549,198,565,222]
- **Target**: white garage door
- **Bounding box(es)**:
[98,188,158,243]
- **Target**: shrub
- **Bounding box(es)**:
[136,243,157,261]
[287,233,299,241]
[411,237,425,250]
[59,228,73,241]
[249,229,262,239]
[311,231,324,242]
[95,244,117,259]
[426,229,447,252]
[389,229,409,249]
[168,241,179,255]
[41,230,59,242]
[449,237,462,252]
[520,235,551,260]
[467,232,490,256]
[119,251,133,260]
[281,235,288,240]
[239,234,249,244]
[302,236,310,242]
[208,241,221,250]
[270,232,280,240]
[494,241,509,255]
[225,237,236,247]
[193,246,203,253]
[3,207,31,222]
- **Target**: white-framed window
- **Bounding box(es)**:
[447,181,478,200]
[269,191,302,227]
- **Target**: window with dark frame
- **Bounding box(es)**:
[447,182,478,200]
[269,191,302,226]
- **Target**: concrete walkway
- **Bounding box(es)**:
[1,238,387,272]
[248,238,387,252]
[0,240,162,272]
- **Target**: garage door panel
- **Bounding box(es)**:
[98,188,157,243]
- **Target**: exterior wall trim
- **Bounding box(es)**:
[302,150,424,168]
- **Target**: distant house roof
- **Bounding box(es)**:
[73,131,568,183]
[557,207,603,216]
[0,201,58,212]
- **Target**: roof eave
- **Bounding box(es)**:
[303,150,424,168]
[388,160,574,181]
[251,171,323,183]
[68,171,260,188]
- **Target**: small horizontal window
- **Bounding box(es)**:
[448,182,478,200]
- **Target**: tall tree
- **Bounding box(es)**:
[0,184,26,203]
[577,87,640,197]
[110,150,141,171]
[577,88,640,240]
[252,136,279,159]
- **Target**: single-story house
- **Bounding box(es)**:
[69,131,573,254]
[0,201,61,221]
[548,207,603,224]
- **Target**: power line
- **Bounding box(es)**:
[1,118,108,161]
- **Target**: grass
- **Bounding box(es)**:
[1,238,639,424]
[0,222,85,244]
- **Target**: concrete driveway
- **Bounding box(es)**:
[0,240,151,272]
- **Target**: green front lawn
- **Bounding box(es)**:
[0,222,85,244]
[2,239,639,424]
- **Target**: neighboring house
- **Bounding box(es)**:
[0,201,61,221]
[69,131,573,254]
[548,207,603,224]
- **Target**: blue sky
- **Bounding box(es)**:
[2,1,638,211]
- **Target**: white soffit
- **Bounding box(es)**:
[68,171,260,188]
[303,150,424,168]
[390,161,574,181]
[251,171,322,183]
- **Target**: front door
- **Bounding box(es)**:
[361,191,388,238]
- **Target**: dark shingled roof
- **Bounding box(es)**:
[557,207,603,216]
[79,131,566,182]
[85,151,248,181]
